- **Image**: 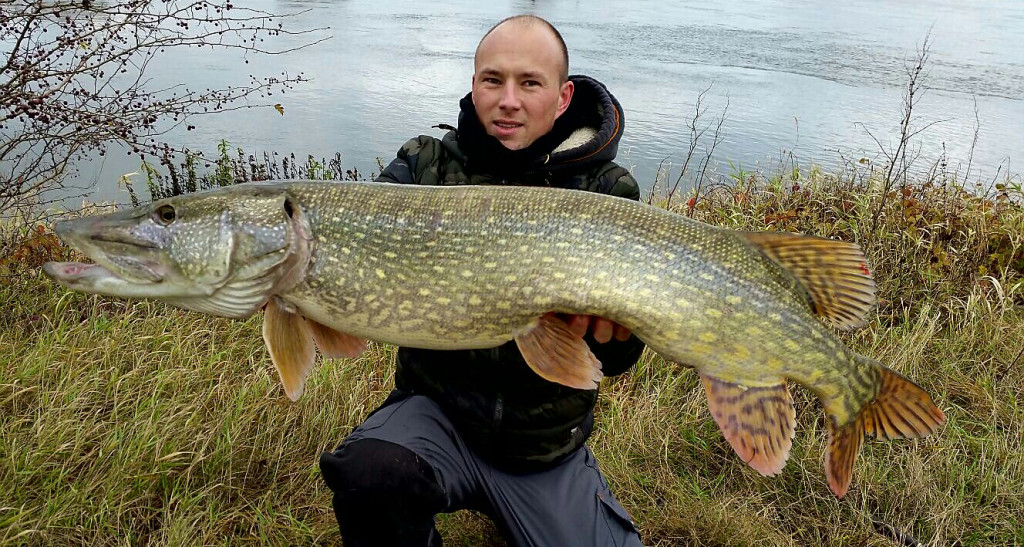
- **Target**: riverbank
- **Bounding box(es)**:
[1,167,1021,545]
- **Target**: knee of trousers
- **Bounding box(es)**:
[319,437,448,511]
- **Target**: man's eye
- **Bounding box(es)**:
[523,80,541,88]
[483,77,501,85]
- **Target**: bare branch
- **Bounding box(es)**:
[864,30,933,234]
[965,95,980,184]
[0,0,326,218]
[689,95,728,217]
[663,83,728,214]
[666,83,711,209]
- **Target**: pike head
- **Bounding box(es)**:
[44,185,312,319]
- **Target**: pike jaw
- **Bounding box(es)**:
[43,187,311,319]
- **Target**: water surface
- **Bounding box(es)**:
[71,0,1023,203]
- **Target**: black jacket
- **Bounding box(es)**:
[374,75,645,469]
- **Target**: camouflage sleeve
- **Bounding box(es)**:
[609,169,641,201]
[582,162,642,201]
[374,135,446,185]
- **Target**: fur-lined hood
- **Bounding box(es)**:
[442,75,627,176]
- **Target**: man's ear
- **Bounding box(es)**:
[555,80,574,119]
[470,74,479,110]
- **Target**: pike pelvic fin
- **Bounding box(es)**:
[308,318,367,359]
[701,374,796,476]
[263,297,317,401]
[741,231,876,331]
[515,313,603,390]
[825,356,946,498]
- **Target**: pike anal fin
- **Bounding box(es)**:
[308,318,367,359]
[701,374,796,476]
[826,358,946,498]
[263,297,316,401]
[515,313,603,390]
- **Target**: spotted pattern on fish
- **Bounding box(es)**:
[45,180,945,498]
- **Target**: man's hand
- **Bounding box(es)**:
[549,313,631,344]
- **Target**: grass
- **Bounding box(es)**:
[2,165,1023,545]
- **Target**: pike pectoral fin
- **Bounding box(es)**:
[515,314,603,390]
[308,319,367,359]
[263,297,316,401]
[741,231,876,330]
[701,374,796,476]
[825,356,946,498]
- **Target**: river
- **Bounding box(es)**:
[68,0,1024,204]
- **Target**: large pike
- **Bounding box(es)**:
[43,180,945,497]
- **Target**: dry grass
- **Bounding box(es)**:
[2,169,1023,545]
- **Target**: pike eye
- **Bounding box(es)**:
[153,204,176,225]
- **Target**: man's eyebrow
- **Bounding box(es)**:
[477,68,548,81]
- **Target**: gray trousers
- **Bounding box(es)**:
[332,394,643,547]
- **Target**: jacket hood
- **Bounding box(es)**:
[444,75,626,176]
[546,75,625,169]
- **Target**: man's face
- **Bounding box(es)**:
[472,23,574,151]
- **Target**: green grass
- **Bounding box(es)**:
[2,168,1023,545]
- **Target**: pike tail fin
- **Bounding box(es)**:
[825,358,946,498]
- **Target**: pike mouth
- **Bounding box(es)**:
[89,231,159,249]
[43,261,116,283]
[43,256,218,302]
[47,216,167,288]
[45,256,161,284]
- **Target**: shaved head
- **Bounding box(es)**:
[476,15,569,83]
[471,15,575,150]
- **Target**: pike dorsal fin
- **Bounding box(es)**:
[741,231,876,330]
[308,319,367,359]
[263,297,317,401]
[515,313,603,390]
[701,374,796,476]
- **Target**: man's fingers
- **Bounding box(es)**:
[613,324,632,341]
[592,318,614,344]
[565,314,590,337]
[548,314,629,343]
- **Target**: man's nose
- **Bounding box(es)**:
[498,83,521,109]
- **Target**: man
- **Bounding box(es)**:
[319,15,645,546]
